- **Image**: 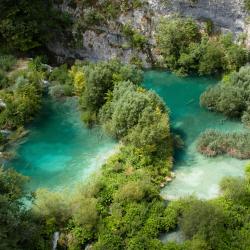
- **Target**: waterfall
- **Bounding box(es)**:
[52,232,59,250]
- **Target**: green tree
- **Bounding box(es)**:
[156,17,201,72]
[0,0,71,52]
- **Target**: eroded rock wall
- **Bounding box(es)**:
[48,0,249,66]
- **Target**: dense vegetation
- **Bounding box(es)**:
[0,55,44,130]
[200,65,250,127]
[1,5,250,249]
[163,165,250,250]
[0,0,71,52]
[0,59,175,249]
[2,158,250,249]
[156,17,249,75]
[0,167,44,249]
[197,129,250,159]
[245,0,250,12]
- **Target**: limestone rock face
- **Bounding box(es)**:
[49,0,249,66]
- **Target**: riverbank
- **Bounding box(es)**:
[143,70,247,200]
[8,97,117,190]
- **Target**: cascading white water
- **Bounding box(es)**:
[52,232,59,250]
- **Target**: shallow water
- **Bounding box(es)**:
[9,71,247,195]
[143,71,247,199]
[8,97,116,190]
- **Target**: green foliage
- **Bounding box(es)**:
[180,200,228,249]
[156,17,201,74]
[0,167,46,249]
[73,0,144,30]
[79,60,142,125]
[28,57,47,72]
[200,65,250,125]
[245,0,250,12]
[33,189,71,227]
[0,69,9,89]
[69,64,86,95]
[0,0,72,52]
[197,129,250,159]
[99,81,167,140]
[204,19,214,35]
[198,38,226,75]
[122,23,148,49]
[163,168,250,250]
[0,59,172,249]
[0,65,44,129]
[0,54,16,71]
[156,17,249,75]
[48,64,74,98]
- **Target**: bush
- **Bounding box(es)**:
[200,65,250,122]
[0,0,71,51]
[79,60,142,119]
[0,167,44,249]
[156,17,248,75]
[0,69,9,89]
[156,17,200,73]
[180,199,228,249]
[49,84,65,98]
[122,23,148,49]
[0,54,16,71]
[245,0,250,12]
[197,129,250,159]
[49,64,72,86]
[99,81,168,141]
[69,65,85,95]
[0,68,43,129]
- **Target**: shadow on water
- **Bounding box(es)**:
[143,70,247,199]
[171,127,187,163]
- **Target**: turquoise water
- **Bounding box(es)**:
[143,71,247,199]
[8,97,116,190]
[8,71,247,196]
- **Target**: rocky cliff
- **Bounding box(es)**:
[48,0,249,66]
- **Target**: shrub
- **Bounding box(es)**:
[49,64,72,86]
[0,68,43,129]
[200,65,250,122]
[0,54,16,71]
[245,0,250,12]
[156,17,201,73]
[122,23,148,49]
[0,0,72,51]
[49,84,66,98]
[197,129,250,159]
[0,69,9,89]
[180,199,227,249]
[69,65,85,95]
[156,17,248,75]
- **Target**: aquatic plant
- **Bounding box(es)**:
[197,129,250,159]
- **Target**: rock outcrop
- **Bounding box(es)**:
[49,0,249,66]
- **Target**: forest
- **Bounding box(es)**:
[1,0,250,250]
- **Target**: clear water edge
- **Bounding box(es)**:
[143,70,247,200]
[8,71,247,200]
[8,97,117,191]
